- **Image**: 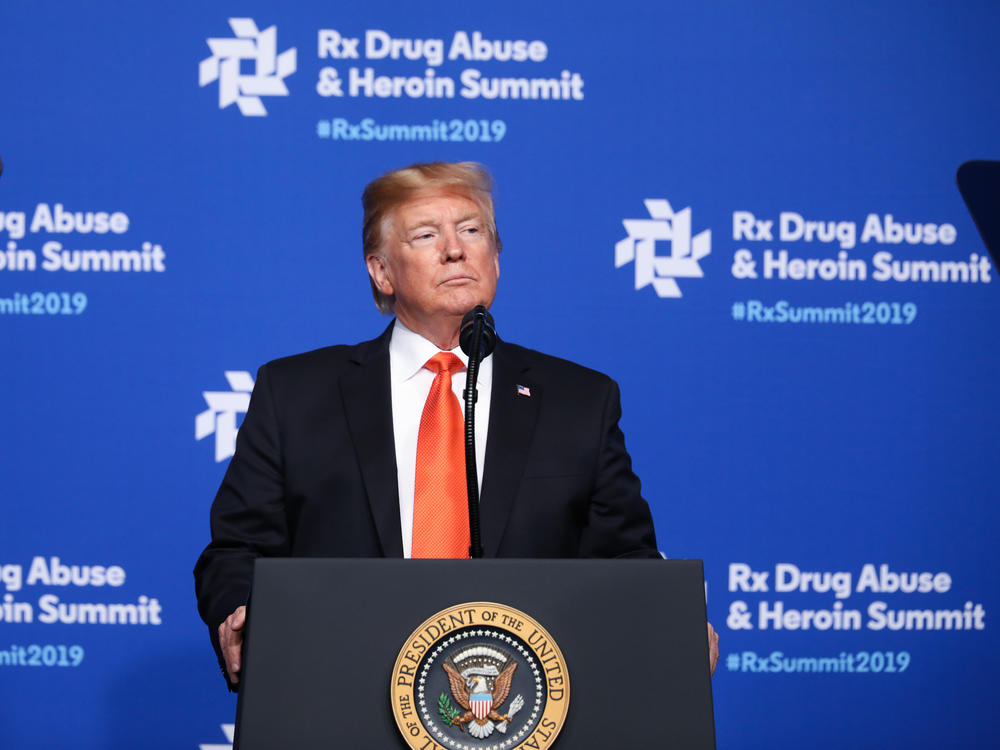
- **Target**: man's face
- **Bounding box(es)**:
[366,192,500,338]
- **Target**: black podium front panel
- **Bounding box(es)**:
[236,558,716,749]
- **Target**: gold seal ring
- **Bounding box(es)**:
[390,601,570,750]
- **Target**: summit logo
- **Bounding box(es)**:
[616,199,711,298]
[199,18,297,116]
[196,371,255,462]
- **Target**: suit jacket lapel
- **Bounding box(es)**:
[480,341,539,556]
[339,323,404,557]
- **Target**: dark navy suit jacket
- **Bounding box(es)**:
[194,322,659,671]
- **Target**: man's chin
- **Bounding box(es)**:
[441,290,493,316]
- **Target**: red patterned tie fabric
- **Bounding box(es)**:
[412,352,470,558]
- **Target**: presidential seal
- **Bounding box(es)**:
[391,602,570,750]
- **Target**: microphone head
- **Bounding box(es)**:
[459,305,497,359]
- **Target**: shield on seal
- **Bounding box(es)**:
[470,692,493,721]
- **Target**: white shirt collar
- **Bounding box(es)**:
[389,319,491,387]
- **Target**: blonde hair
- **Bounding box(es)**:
[362,161,501,312]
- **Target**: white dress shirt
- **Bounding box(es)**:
[389,320,492,558]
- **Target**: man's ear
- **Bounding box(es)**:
[366,253,394,297]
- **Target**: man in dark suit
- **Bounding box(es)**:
[194,162,717,687]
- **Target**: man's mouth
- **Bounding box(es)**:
[440,274,475,285]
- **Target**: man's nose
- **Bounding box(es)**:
[441,228,466,260]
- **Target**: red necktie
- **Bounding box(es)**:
[412,352,470,558]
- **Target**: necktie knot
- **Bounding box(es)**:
[425,352,464,376]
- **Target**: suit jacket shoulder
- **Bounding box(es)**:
[494,339,614,382]
[260,323,392,389]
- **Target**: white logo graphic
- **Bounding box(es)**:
[199,723,234,750]
[616,199,711,297]
[199,18,297,116]
[196,372,255,462]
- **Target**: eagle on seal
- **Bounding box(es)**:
[443,660,518,734]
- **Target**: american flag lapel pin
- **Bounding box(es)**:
[516,384,531,397]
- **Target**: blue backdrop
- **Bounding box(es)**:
[2,2,998,747]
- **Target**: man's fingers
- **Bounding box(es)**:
[707,622,720,676]
[229,605,247,631]
[223,637,242,683]
[219,606,247,684]
[226,656,241,684]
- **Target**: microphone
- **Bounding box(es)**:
[459,305,497,359]
[459,305,496,559]
[0,155,4,178]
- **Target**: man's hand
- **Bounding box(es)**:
[219,605,247,685]
[707,621,719,676]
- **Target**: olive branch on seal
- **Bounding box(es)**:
[438,693,461,726]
